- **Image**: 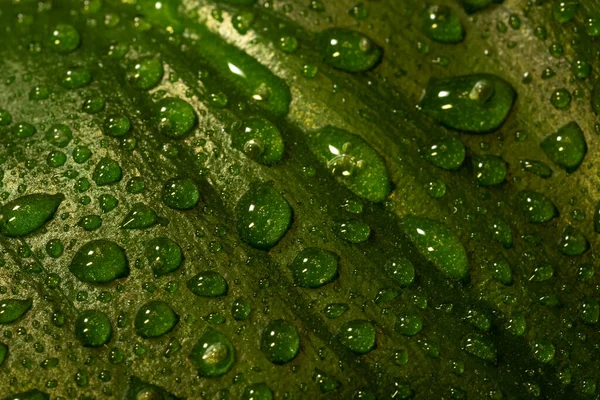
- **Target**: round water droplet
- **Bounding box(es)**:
[242,383,273,400]
[93,158,123,186]
[69,239,129,283]
[232,117,284,166]
[232,298,251,321]
[45,124,73,147]
[384,257,415,287]
[49,24,80,53]
[531,340,555,363]
[190,330,236,377]
[103,116,131,137]
[422,137,465,170]
[161,177,200,210]
[145,237,183,277]
[338,319,376,354]
[75,310,112,347]
[129,58,164,90]
[557,225,589,256]
[187,271,228,297]
[471,155,507,186]
[156,98,197,139]
[289,248,339,288]
[134,301,179,338]
[553,0,579,23]
[12,122,36,138]
[46,150,67,168]
[82,95,105,114]
[236,183,293,250]
[422,5,464,44]
[261,320,300,364]
[395,314,423,336]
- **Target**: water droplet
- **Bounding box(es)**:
[242,382,273,400]
[422,5,464,44]
[187,271,228,297]
[334,219,370,243]
[232,117,284,166]
[531,340,555,363]
[0,193,64,237]
[69,239,129,283]
[422,136,465,170]
[471,155,507,186]
[553,0,579,23]
[462,334,496,362]
[98,194,118,213]
[49,24,80,53]
[12,122,36,138]
[520,159,553,179]
[29,85,50,100]
[338,319,376,354]
[401,216,468,280]
[46,150,67,167]
[145,237,183,277]
[134,301,179,338]
[190,329,236,377]
[232,11,255,34]
[82,95,105,114]
[557,225,589,256]
[75,310,112,347]
[232,298,251,321]
[120,203,158,229]
[309,126,391,202]
[45,124,73,147]
[0,109,12,126]
[93,158,123,186]
[540,121,587,172]
[384,257,415,287]
[103,116,131,137]
[128,58,164,89]
[289,248,339,288]
[323,303,349,319]
[156,98,197,139]
[261,320,300,364]
[161,177,200,210]
[78,214,102,231]
[235,183,293,249]
[395,314,423,336]
[60,67,92,89]
[517,191,557,223]
[319,28,382,73]
[0,299,32,324]
[419,74,516,133]
[550,88,571,109]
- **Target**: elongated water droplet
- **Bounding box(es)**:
[60,67,92,89]
[235,183,293,249]
[540,122,587,172]
[3,390,49,400]
[517,191,557,223]
[0,193,63,237]
[120,203,158,229]
[462,333,497,362]
[520,159,553,179]
[309,126,391,202]
[396,314,423,336]
[422,136,465,170]
[0,299,32,324]
[419,74,516,133]
[400,216,468,280]
[69,239,129,283]
[319,28,382,73]
[187,271,228,297]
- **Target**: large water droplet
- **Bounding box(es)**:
[419,74,516,133]
[134,301,179,338]
[190,330,236,377]
[69,239,129,283]
[289,248,339,288]
[232,117,284,166]
[75,310,112,347]
[260,320,300,364]
[0,299,32,324]
[0,194,64,237]
[540,122,587,172]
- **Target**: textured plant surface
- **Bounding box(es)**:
[0,0,600,398]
